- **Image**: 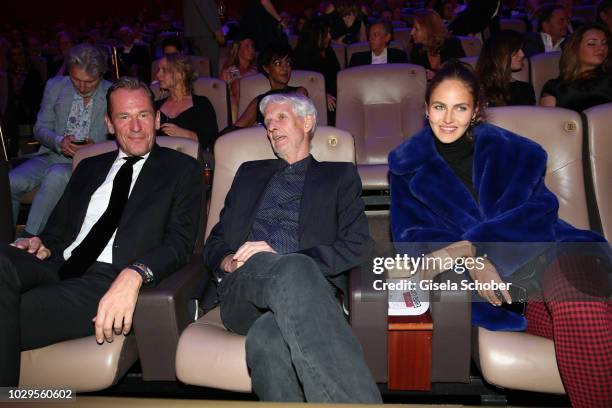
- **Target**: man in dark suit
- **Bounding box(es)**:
[203,93,381,403]
[523,5,568,57]
[349,20,408,67]
[0,77,202,386]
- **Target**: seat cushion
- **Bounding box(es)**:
[358,164,389,190]
[19,334,138,392]
[175,307,252,392]
[476,327,565,394]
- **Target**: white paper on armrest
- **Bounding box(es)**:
[387,277,430,316]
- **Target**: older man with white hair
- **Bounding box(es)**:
[203,93,381,403]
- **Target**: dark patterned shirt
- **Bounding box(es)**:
[249,155,311,253]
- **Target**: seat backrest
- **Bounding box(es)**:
[346,41,403,65]
[487,106,589,229]
[529,51,560,100]
[332,43,347,69]
[336,64,426,166]
[500,18,527,32]
[459,56,530,83]
[458,36,482,57]
[150,77,229,130]
[583,103,612,240]
[205,125,355,239]
[237,70,328,125]
[72,136,200,170]
[192,77,229,129]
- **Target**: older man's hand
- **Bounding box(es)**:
[233,241,277,264]
[10,237,51,260]
[93,268,143,344]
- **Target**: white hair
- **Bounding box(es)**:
[259,93,318,137]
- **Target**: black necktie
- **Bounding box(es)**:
[58,156,143,279]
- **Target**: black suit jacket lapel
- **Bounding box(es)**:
[74,152,116,226]
[298,157,324,240]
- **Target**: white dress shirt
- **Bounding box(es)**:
[371,47,388,65]
[63,150,150,263]
[541,32,565,53]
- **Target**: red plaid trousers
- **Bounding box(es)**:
[525,254,611,408]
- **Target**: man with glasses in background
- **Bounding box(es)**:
[9,43,111,236]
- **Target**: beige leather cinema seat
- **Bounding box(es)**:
[584,103,612,240]
[237,70,328,125]
[151,77,229,130]
[336,64,426,190]
[175,125,356,392]
[19,136,201,392]
[529,51,560,101]
[473,106,594,394]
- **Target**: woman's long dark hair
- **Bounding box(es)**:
[293,18,330,68]
[476,30,524,106]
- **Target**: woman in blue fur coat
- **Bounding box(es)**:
[388,62,611,407]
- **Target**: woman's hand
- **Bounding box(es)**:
[326,94,337,111]
[160,123,197,141]
[468,259,512,306]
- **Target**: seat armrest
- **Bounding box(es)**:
[133,255,207,381]
[349,266,388,383]
[430,270,472,383]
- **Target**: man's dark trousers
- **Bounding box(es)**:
[218,251,382,403]
[0,245,117,386]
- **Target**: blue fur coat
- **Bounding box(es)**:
[388,123,606,330]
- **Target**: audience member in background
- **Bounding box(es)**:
[597,0,612,34]
[294,19,340,124]
[435,0,457,26]
[389,61,611,408]
[161,36,183,56]
[232,43,308,129]
[240,0,288,53]
[116,26,151,83]
[328,2,367,45]
[219,36,258,121]
[476,30,536,106]
[47,31,73,77]
[410,10,465,80]
[349,20,408,67]
[155,54,218,150]
[523,5,568,57]
[540,23,612,111]
[183,0,225,77]
[132,21,148,45]
[3,44,44,158]
[447,0,501,36]
[9,44,111,236]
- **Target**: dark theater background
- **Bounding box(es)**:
[1,0,319,24]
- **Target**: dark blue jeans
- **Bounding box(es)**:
[218,252,381,403]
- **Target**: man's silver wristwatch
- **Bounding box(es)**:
[130,262,154,284]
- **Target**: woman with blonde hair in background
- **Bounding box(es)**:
[220,36,258,121]
[155,53,218,150]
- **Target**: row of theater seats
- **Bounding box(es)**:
[152,52,562,189]
[18,104,611,399]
